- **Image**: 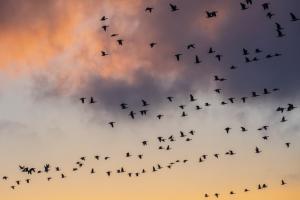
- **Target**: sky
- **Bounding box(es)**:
[0,0,300,199]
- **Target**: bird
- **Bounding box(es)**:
[281,116,287,122]
[44,164,50,173]
[169,3,179,12]
[180,131,186,138]
[263,88,271,94]
[129,111,136,119]
[145,7,154,13]
[243,48,249,55]
[80,157,86,161]
[285,142,291,148]
[100,16,108,21]
[230,65,237,70]
[281,179,287,185]
[277,30,285,37]
[187,44,196,49]
[255,146,262,154]
[276,107,285,113]
[90,168,95,174]
[255,48,262,53]
[111,33,119,37]
[126,152,132,157]
[262,136,269,140]
[102,25,109,31]
[266,12,275,19]
[108,122,115,128]
[117,39,124,45]
[196,105,202,110]
[175,54,182,61]
[240,3,248,10]
[215,54,222,61]
[101,51,109,56]
[89,97,96,104]
[150,42,157,48]
[245,0,253,5]
[142,141,148,146]
[141,99,149,106]
[245,57,251,63]
[225,127,231,134]
[228,97,235,103]
[275,23,284,30]
[179,105,186,109]
[190,94,197,102]
[61,173,66,179]
[287,104,296,111]
[262,3,270,10]
[195,55,201,64]
[208,47,216,54]
[140,110,148,116]
[181,111,187,117]
[206,11,217,18]
[221,101,227,105]
[252,92,259,97]
[94,155,100,160]
[290,12,299,21]
[80,97,86,103]
[215,89,222,94]
[241,127,247,132]
[167,96,174,102]
[120,103,128,109]
[157,114,164,119]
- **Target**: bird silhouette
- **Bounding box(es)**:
[290,12,299,21]
[100,16,108,21]
[150,42,157,48]
[129,111,136,119]
[240,3,248,10]
[262,3,270,10]
[277,30,285,37]
[206,11,217,18]
[117,39,124,45]
[169,3,179,12]
[208,47,216,54]
[255,146,262,154]
[175,54,182,61]
[80,97,86,103]
[90,97,96,104]
[225,127,231,134]
[190,94,197,102]
[101,51,109,56]
[195,55,201,64]
[145,7,154,13]
[108,122,115,128]
[102,25,109,31]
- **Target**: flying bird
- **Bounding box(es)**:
[145,7,154,13]
[169,3,179,12]
[290,12,299,21]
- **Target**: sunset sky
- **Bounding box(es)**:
[0,0,300,199]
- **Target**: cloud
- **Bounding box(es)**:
[0,0,299,115]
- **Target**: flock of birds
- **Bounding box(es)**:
[2,1,299,199]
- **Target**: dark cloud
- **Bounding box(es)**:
[23,0,300,114]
